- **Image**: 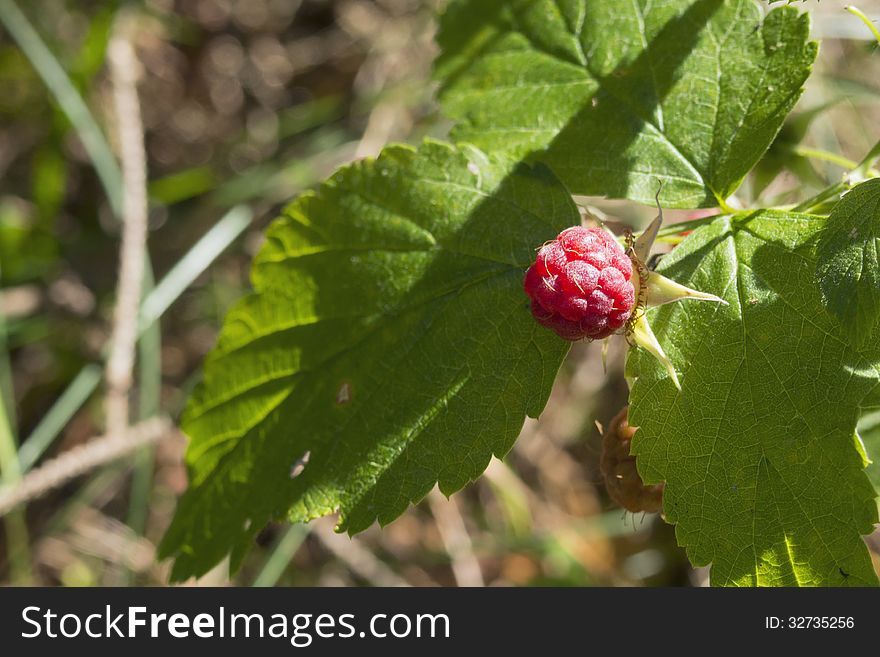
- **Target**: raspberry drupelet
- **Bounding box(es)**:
[523,226,635,341]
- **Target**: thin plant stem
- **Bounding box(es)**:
[655,213,726,240]
[0,417,172,516]
[17,365,103,473]
[105,22,149,436]
[0,382,32,584]
[846,6,880,45]
[126,291,162,539]
[854,139,880,179]
[792,181,848,213]
[792,146,859,170]
[252,525,311,587]
[0,286,32,584]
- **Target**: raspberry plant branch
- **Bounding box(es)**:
[158,142,576,580]
[159,0,880,586]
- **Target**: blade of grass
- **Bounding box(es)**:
[17,364,103,472]
[654,212,725,241]
[126,284,162,537]
[252,525,311,587]
[1,513,31,583]
[0,0,123,215]
[0,302,32,584]
[5,7,163,585]
[0,312,16,436]
[138,205,252,330]
[42,465,127,536]
[792,181,849,213]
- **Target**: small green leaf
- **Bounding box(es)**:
[437,0,816,208]
[816,179,880,350]
[627,210,880,586]
[159,140,574,580]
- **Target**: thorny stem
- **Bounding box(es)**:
[0,417,172,517]
[105,20,149,437]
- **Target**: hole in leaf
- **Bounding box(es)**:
[290,451,311,479]
[335,382,352,405]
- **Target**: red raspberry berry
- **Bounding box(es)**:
[523,226,635,341]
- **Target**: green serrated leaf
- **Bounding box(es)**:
[436,0,817,208]
[627,210,880,586]
[816,179,880,350]
[158,140,574,581]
